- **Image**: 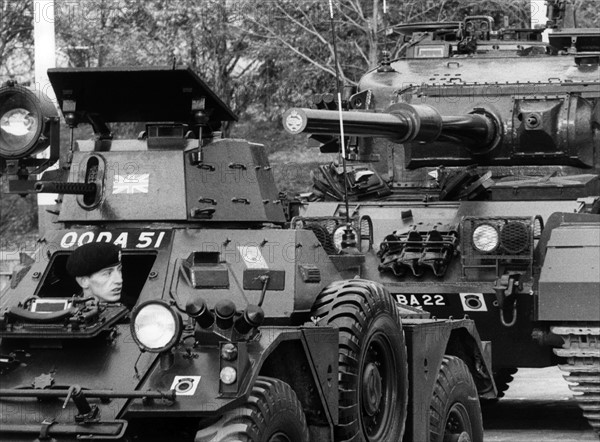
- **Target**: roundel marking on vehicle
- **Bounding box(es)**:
[170,375,201,395]
[459,293,487,312]
[285,110,304,133]
[238,245,269,269]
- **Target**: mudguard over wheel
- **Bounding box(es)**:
[312,279,408,442]
[429,356,484,442]
[194,376,309,442]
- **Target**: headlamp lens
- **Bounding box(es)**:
[132,302,180,352]
[472,224,499,252]
[1,108,36,137]
[220,367,237,385]
[0,107,40,155]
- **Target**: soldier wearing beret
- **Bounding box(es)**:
[66,242,123,303]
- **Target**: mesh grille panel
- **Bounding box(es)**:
[500,222,529,254]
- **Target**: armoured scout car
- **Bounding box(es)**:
[0,67,496,441]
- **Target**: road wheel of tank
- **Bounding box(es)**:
[429,355,484,442]
[311,279,408,442]
[194,376,309,442]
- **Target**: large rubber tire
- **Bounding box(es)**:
[194,377,309,442]
[429,356,484,442]
[312,279,408,442]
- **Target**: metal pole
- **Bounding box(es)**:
[33,0,58,236]
[327,0,351,225]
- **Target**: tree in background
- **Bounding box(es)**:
[0,0,34,82]
[54,0,266,130]
[1,1,37,250]
[573,0,600,28]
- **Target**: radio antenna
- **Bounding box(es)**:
[328,0,359,254]
[383,0,389,55]
[328,0,350,223]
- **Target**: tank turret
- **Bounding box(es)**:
[284,0,599,202]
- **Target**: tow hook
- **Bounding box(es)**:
[493,273,522,327]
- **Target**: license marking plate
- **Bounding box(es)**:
[395,294,446,307]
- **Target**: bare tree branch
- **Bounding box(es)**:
[272,4,330,46]
[351,39,369,65]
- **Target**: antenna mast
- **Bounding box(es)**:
[328,0,351,225]
[328,0,360,254]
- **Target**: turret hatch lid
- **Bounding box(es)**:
[47,66,238,125]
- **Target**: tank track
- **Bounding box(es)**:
[552,326,600,435]
[494,367,518,398]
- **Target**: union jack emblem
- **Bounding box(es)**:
[112,174,150,194]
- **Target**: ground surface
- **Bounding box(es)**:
[483,366,598,441]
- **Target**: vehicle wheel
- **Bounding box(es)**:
[312,279,408,442]
[429,356,484,442]
[194,376,309,442]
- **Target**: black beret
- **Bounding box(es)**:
[66,242,122,277]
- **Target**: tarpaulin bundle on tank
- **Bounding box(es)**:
[311,162,391,201]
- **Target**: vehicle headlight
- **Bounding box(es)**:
[472,224,499,253]
[131,300,182,353]
[220,367,237,385]
[0,84,57,159]
[332,225,359,252]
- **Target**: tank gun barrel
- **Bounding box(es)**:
[283,104,499,150]
[34,182,97,195]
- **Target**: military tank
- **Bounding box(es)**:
[282,0,600,434]
[0,67,496,441]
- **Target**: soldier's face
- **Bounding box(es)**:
[79,264,123,302]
